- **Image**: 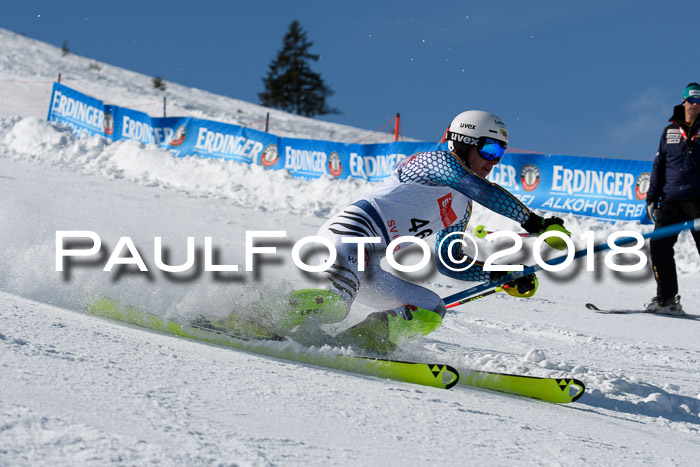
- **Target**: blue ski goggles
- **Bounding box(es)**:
[686,97,700,104]
[477,137,507,161]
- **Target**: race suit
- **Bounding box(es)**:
[316,150,533,328]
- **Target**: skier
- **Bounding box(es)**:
[283,110,570,352]
[645,83,700,315]
[199,110,570,351]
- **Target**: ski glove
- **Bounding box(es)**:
[646,201,659,223]
[490,270,539,298]
[521,213,571,250]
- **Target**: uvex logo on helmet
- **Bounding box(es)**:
[449,133,478,145]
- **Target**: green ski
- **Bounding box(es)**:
[458,369,585,404]
[85,297,459,390]
[85,297,585,401]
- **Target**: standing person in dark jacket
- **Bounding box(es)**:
[645,83,700,315]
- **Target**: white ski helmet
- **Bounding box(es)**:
[446,110,509,153]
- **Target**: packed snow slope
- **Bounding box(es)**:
[2,28,700,465]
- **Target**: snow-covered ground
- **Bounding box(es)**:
[1,28,700,465]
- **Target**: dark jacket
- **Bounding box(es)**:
[647,104,700,203]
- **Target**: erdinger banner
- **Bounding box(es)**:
[279,139,440,182]
[47,83,276,163]
[47,83,653,222]
[47,82,108,138]
[186,120,277,164]
[486,153,652,223]
[111,106,192,150]
[350,142,440,182]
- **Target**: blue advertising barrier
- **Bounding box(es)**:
[47,82,653,223]
[47,82,108,138]
[485,153,652,222]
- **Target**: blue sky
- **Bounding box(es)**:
[2,1,698,160]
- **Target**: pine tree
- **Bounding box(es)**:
[259,21,338,117]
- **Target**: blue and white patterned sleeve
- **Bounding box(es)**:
[399,151,532,282]
[399,151,532,224]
